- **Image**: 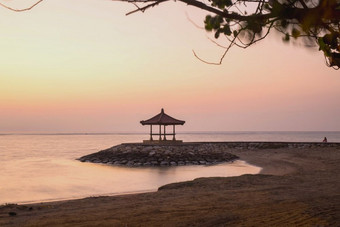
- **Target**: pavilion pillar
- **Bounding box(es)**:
[164,125,166,140]
[150,125,153,141]
[159,125,162,141]
[173,125,176,141]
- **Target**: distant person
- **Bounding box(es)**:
[323,137,328,143]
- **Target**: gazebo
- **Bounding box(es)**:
[140,108,185,143]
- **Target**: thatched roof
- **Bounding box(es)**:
[140,108,185,126]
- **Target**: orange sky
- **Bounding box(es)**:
[0,0,339,132]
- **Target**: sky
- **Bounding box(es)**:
[0,0,339,132]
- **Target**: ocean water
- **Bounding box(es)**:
[0,131,339,205]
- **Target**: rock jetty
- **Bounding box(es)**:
[78,141,340,167]
[78,143,238,167]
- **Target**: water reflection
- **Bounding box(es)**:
[0,159,260,205]
[0,134,265,205]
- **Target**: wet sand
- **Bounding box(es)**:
[1,147,339,226]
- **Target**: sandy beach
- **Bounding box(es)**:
[1,147,339,226]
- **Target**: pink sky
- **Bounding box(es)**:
[0,0,339,132]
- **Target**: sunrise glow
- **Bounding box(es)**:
[0,0,339,133]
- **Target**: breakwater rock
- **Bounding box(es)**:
[78,142,340,167]
[78,143,239,167]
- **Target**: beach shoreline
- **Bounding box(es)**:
[1,146,340,226]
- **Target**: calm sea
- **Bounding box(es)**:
[0,131,339,205]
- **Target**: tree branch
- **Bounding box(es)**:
[125,0,168,15]
[0,0,44,12]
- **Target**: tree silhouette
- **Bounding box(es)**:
[2,0,339,69]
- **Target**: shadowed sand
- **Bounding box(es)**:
[1,147,339,226]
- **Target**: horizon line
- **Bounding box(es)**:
[1,130,340,136]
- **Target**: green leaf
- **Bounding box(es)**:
[215,30,220,39]
[318,37,331,56]
[281,20,288,28]
[225,0,232,7]
[291,28,300,39]
[233,30,238,37]
[283,33,290,42]
[223,25,232,36]
[204,15,213,31]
